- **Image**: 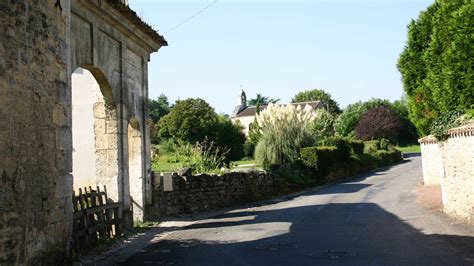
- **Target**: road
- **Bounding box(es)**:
[122,155,474,265]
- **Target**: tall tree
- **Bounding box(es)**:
[334,98,391,137]
[158,98,218,143]
[397,1,473,136]
[292,89,341,114]
[248,93,279,106]
[149,94,170,123]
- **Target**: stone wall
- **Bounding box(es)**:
[419,137,444,186]
[419,123,474,223]
[439,124,474,222]
[0,1,73,264]
[149,171,290,218]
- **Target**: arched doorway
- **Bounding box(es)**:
[128,117,144,221]
[71,67,120,202]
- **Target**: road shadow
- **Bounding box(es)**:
[153,159,413,224]
[122,202,474,266]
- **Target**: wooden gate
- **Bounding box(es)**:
[72,186,122,250]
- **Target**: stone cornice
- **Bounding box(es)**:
[105,0,168,46]
[76,0,167,53]
[447,122,474,138]
[419,122,474,144]
[419,135,439,144]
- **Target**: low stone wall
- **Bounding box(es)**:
[419,123,474,223]
[419,136,444,186]
[148,171,290,218]
[439,124,474,222]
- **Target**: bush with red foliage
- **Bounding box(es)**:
[355,106,402,142]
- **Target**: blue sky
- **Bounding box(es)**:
[130,0,432,114]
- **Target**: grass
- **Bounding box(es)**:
[232,159,262,170]
[152,159,181,173]
[233,159,258,166]
[153,156,264,173]
[134,221,160,230]
[396,145,421,153]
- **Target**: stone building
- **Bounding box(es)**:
[231,90,324,135]
[0,0,166,263]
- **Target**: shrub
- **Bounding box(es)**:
[310,109,336,143]
[318,136,351,160]
[243,140,255,158]
[313,146,338,175]
[191,140,230,173]
[158,138,178,155]
[248,118,262,145]
[348,140,364,155]
[300,147,319,169]
[355,106,403,143]
[255,103,316,168]
[373,150,402,166]
[272,160,316,184]
[212,115,246,161]
[430,110,463,140]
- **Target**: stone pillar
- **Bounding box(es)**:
[419,136,444,186]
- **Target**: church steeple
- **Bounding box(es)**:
[232,88,247,118]
[240,89,247,107]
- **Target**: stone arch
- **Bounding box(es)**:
[127,117,145,221]
[72,66,120,202]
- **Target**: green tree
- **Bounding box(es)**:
[292,89,341,114]
[397,1,473,135]
[334,98,391,137]
[248,93,279,106]
[310,109,335,143]
[158,98,218,143]
[149,94,170,123]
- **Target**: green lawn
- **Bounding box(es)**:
[232,159,262,170]
[152,160,181,173]
[152,158,263,173]
[233,159,257,166]
[396,145,421,153]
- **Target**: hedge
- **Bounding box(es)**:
[300,141,402,182]
[318,137,351,160]
[348,140,365,155]
[300,147,319,169]
[364,139,390,153]
[300,146,338,176]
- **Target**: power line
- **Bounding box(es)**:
[165,0,218,34]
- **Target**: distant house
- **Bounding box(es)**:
[231,90,325,135]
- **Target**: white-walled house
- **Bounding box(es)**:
[231,90,325,135]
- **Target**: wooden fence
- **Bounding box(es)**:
[72,186,122,250]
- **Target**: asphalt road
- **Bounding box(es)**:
[122,155,474,266]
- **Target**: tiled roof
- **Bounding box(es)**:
[234,101,324,118]
[106,0,168,46]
